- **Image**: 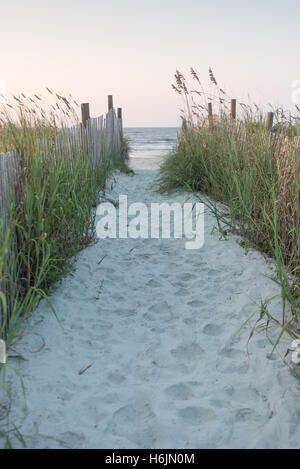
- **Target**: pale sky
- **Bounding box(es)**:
[0,0,299,126]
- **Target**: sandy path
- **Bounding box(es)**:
[2,168,300,449]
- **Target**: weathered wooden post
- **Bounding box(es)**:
[230,99,237,120]
[81,103,90,128]
[208,102,213,128]
[108,95,113,111]
[266,112,274,131]
[117,107,123,134]
[81,103,90,152]
[106,96,114,155]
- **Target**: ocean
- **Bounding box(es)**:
[123,127,179,170]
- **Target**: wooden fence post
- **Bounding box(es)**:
[81,103,90,152]
[230,99,237,120]
[208,102,213,127]
[266,112,274,131]
[117,108,123,133]
[81,103,90,128]
[108,95,113,111]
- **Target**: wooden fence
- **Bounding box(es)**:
[207,98,276,128]
[0,96,123,226]
[206,99,300,164]
[0,149,20,228]
[0,96,123,338]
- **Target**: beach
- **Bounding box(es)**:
[1,132,300,449]
[1,0,299,450]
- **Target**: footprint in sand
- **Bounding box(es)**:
[184,317,198,326]
[81,262,93,275]
[178,272,197,282]
[223,384,235,396]
[144,301,173,322]
[171,281,185,288]
[174,288,190,297]
[207,268,223,277]
[203,324,223,336]
[58,431,87,449]
[170,343,205,361]
[107,403,157,447]
[165,383,195,400]
[146,279,161,288]
[187,300,207,308]
[178,406,217,425]
[218,347,244,359]
[107,372,126,385]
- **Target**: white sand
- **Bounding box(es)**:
[2,164,300,449]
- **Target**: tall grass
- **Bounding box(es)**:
[0,90,128,348]
[157,68,300,341]
[0,92,129,445]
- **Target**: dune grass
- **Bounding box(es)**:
[0,93,128,444]
[0,95,115,342]
[157,68,300,343]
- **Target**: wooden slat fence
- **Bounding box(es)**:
[0,99,123,338]
[0,103,123,226]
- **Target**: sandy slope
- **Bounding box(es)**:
[2,167,300,449]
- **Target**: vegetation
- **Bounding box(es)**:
[157,68,300,344]
[0,92,127,444]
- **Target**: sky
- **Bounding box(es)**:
[0,0,299,126]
